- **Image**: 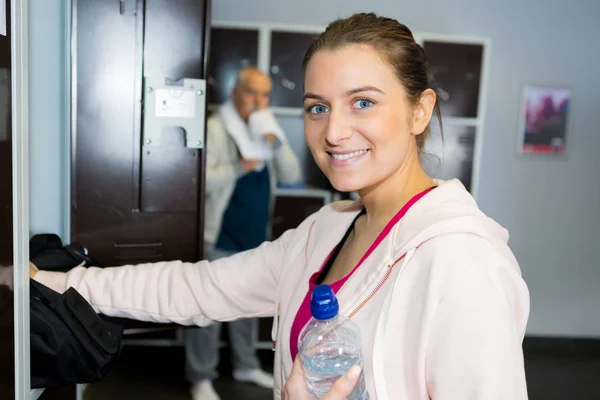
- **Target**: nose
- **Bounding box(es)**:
[324,109,352,146]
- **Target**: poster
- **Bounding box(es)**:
[519,85,570,156]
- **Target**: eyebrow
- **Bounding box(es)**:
[346,86,384,96]
[303,86,385,101]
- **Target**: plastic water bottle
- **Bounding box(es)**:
[298,284,369,399]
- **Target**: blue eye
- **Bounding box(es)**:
[308,104,329,114]
[354,99,373,109]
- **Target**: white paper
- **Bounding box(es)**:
[155,88,196,118]
[248,108,286,143]
[0,1,6,37]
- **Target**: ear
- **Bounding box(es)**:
[411,88,436,136]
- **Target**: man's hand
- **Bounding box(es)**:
[283,357,360,400]
[263,133,278,144]
[29,262,39,278]
[240,158,262,172]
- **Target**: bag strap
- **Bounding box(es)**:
[271,231,309,348]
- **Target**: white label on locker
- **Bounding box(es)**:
[155,89,196,118]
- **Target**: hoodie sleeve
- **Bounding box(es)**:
[34,211,318,326]
[424,234,530,400]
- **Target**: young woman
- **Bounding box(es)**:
[32,12,530,400]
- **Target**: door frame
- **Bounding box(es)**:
[10,0,37,397]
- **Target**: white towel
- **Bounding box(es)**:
[218,102,287,163]
[248,108,287,146]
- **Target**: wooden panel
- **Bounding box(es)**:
[40,385,76,400]
[0,0,14,396]
[73,0,209,267]
[271,194,326,240]
[73,0,141,266]
[140,0,205,213]
[0,0,12,265]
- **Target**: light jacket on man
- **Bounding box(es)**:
[203,111,302,245]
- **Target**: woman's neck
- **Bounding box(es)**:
[358,155,434,228]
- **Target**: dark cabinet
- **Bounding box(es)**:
[0,0,14,396]
[72,0,211,267]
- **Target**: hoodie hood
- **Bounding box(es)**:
[330,179,518,276]
[385,178,519,273]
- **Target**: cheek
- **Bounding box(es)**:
[368,112,410,147]
[304,119,321,146]
[304,122,330,163]
[304,116,323,142]
[359,114,412,172]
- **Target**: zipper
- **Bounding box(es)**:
[276,250,410,347]
[315,252,411,344]
[347,253,407,319]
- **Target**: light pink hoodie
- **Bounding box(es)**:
[35,179,530,399]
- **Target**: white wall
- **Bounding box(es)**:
[212,0,600,337]
[28,0,600,337]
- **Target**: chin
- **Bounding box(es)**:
[328,177,364,193]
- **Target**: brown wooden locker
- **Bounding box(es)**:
[71,0,211,341]
[72,0,210,268]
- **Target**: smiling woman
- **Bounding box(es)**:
[301,14,443,201]
[31,12,529,400]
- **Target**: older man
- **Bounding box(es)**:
[185,67,302,400]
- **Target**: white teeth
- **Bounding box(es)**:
[330,149,368,161]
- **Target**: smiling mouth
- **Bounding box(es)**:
[328,149,369,161]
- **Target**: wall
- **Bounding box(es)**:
[27,0,600,337]
[28,0,68,241]
[213,0,600,337]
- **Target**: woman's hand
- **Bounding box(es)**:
[29,262,38,278]
[283,356,360,400]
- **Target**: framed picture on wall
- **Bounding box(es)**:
[422,123,476,191]
[207,27,259,106]
[422,40,484,119]
[518,85,571,156]
[269,30,319,109]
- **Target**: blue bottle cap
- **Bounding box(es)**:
[310,284,339,320]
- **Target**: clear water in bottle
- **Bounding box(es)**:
[298,284,369,400]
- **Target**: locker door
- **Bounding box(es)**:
[0,1,14,396]
[72,0,210,266]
